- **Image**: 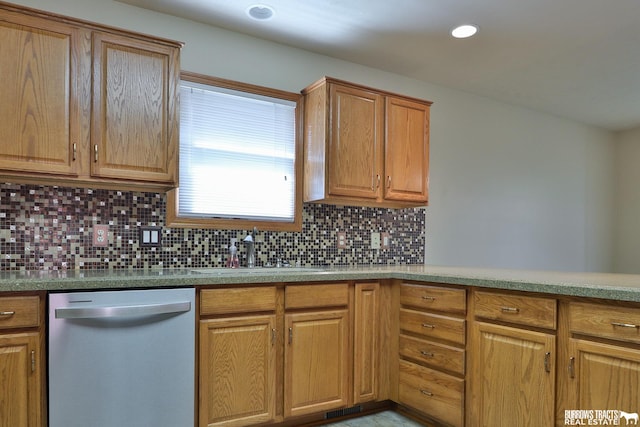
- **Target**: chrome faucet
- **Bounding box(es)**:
[243,227,258,268]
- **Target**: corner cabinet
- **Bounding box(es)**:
[302,77,431,208]
[0,3,180,191]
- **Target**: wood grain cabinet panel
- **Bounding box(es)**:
[469,320,556,427]
[91,32,178,185]
[284,309,350,418]
[302,77,431,208]
[199,315,277,427]
[353,282,379,404]
[0,3,180,191]
[0,10,82,177]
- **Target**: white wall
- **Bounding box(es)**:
[614,127,640,273]
[10,0,617,272]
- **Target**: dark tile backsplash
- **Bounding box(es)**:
[0,183,425,271]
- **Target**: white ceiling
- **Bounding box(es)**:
[120,0,640,132]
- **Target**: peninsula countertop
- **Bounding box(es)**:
[2,265,640,303]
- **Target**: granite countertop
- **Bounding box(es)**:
[2,265,640,303]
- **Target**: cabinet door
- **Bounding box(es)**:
[328,84,383,199]
[384,96,429,203]
[470,322,555,427]
[199,315,277,427]
[0,333,41,427]
[0,11,82,176]
[566,339,640,417]
[354,282,379,404]
[284,309,350,417]
[91,32,178,184]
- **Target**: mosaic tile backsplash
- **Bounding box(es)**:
[0,183,425,271]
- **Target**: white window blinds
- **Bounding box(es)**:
[179,81,297,222]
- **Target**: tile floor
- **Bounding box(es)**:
[322,410,424,427]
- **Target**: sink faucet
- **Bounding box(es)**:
[243,227,258,268]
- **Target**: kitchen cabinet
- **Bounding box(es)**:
[0,3,180,191]
[302,77,431,208]
[398,282,466,427]
[199,287,278,427]
[559,301,640,425]
[468,291,557,427]
[0,294,44,427]
[353,282,380,404]
[284,283,350,418]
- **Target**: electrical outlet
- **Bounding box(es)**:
[337,232,347,249]
[371,232,381,249]
[92,225,109,247]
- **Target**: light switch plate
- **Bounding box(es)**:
[140,226,162,247]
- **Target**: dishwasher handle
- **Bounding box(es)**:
[55,301,191,319]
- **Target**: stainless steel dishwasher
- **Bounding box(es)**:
[48,287,195,427]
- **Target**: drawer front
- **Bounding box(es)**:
[201,286,276,315]
[399,360,464,427]
[400,334,465,375]
[474,291,557,329]
[570,302,640,344]
[285,283,348,309]
[0,296,40,329]
[400,283,466,314]
[400,308,465,345]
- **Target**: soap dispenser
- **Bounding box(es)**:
[226,238,240,268]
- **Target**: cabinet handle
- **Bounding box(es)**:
[94,144,98,162]
[0,311,15,316]
[421,296,435,301]
[420,350,434,358]
[500,306,520,313]
[611,322,639,329]
[421,323,435,329]
[420,389,433,397]
[544,352,551,373]
[73,143,77,161]
[271,328,276,346]
[288,327,292,344]
[31,350,35,373]
[376,174,381,188]
[387,176,391,188]
[568,356,575,379]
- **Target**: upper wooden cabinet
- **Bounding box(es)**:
[302,77,431,208]
[0,3,180,191]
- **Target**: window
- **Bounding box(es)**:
[167,72,302,231]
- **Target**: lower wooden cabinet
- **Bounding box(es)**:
[0,293,44,427]
[469,321,556,427]
[199,315,277,427]
[353,282,379,404]
[284,309,350,417]
[0,333,42,427]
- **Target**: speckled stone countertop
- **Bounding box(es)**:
[3,265,640,303]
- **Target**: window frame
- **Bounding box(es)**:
[166,71,303,231]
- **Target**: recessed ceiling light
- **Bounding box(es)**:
[451,24,478,39]
[246,4,275,21]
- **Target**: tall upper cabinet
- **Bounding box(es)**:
[302,77,431,208]
[0,2,180,191]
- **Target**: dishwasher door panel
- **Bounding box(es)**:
[48,288,195,427]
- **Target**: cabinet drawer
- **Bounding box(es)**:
[200,287,276,315]
[474,291,557,329]
[570,302,640,344]
[400,283,466,314]
[285,283,348,309]
[399,360,464,427]
[400,334,465,375]
[400,308,465,345]
[0,296,40,329]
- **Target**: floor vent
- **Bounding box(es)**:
[325,405,362,420]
